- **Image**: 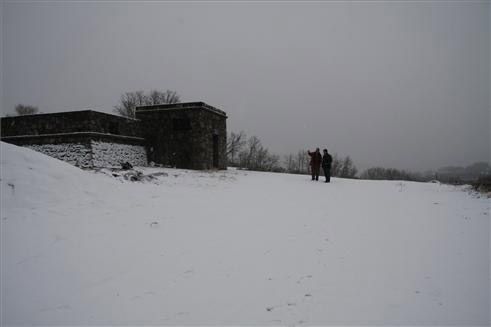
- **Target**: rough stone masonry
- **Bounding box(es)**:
[1,102,227,170]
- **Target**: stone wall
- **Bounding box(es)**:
[91,141,147,168]
[196,110,227,170]
[25,143,93,168]
[2,132,147,168]
[1,103,227,170]
[19,141,147,168]
[1,110,142,137]
[136,102,227,170]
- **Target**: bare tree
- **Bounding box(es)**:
[243,136,261,169]
[330,153,341,177]
[264,153,281,172]
[113,91,146,118]
[236,135,282,172]
[15,104,38,116]
[360,167,422,181]
[339,156,358,178]
[296,150,309,174]
[148,90,180,105]
[284,153,296,173]
[227,131,247,166]
[114,89,180,118]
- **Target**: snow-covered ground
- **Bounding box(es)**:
[1,142,489,326]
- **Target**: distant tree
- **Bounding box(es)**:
[284,153,296,173]
[296,150,309,174]
[330,153,341,177]
[114,89,180,118]
[339,156,358,178]
[236,135,282,172]
[241,136,261,169]
[227,131,247,166]
[15,104,38,116]
[435,161,491,183]
[113,91,146,118]
[461,162,490,180]
[264,153,282,172]
[360,167,424,181]
[148,90,180,105]
[282,150,313,175]
[280,150,359,178]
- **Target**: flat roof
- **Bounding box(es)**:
[1,109,140,121]
[1,132,145,141]
[135,102,227,118]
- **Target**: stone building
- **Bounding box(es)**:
[1,102,227,170]
[1,110,146,168]
[136,102,227,170]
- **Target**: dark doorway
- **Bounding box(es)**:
[212,134,219,168]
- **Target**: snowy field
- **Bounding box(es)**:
[1,142,490,326]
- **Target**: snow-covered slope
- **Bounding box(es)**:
[1,142,489,325]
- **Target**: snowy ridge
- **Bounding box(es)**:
[1,142,489,326]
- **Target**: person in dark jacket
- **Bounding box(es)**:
[322,149,333,183]
[308,148,322,181]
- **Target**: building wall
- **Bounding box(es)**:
[2,133,147,168]
[196,110,227,170]
[1,103,226,170]
[91,141,147,168]
[25,143,93,168]
[1,110,142,137]
[136,103,227,170]
[137,108,199,169]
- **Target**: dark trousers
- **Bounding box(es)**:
[323,166,331,182]
[311,166,320,180]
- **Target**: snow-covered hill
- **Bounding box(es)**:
[1,142,489,325]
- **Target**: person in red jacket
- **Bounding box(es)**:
[308,148,322,181]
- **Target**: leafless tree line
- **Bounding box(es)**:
[113,90,180,118]
[227,131,358,177]
[284,150,358,178]
[227,131,282,172]
[359,167,423,181]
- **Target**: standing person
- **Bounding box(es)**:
[308,148,322,181]
[322,149,333,183]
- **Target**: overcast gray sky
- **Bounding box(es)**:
[1,1,489,171]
